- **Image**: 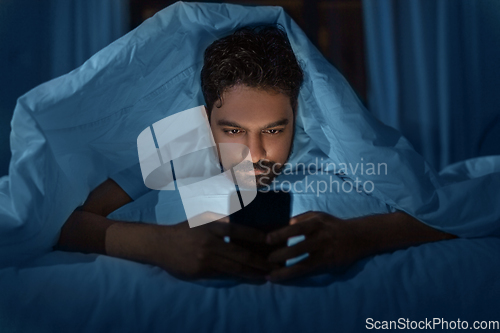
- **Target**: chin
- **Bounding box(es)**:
[255,174,276,188]
[233,172,276,190]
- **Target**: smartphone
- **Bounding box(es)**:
[229,190,291,257]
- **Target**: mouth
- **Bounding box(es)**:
[252,169,265,175]
[242,168,271,176]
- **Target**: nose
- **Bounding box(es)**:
[245,134,266,163]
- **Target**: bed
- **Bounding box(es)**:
[1,2,499,332]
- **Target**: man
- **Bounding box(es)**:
[56,26,456,283]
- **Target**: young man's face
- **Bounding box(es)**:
[208,84,294,188]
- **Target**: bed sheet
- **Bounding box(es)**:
[1,236,498,333]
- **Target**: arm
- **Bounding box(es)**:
[349,211,457,257]
[56,179,163,265]
[55,179,133,255]
[55,179,274,281]
[265,211,457,282]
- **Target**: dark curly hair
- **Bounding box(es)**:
[201,26,303,118]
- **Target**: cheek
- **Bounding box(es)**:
[210,126,225,144]
[211,129,221,144]
[266,134,293,162]
[212,132,241,146]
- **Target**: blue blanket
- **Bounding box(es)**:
[1,235,499,332]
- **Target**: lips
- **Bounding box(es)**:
[242,169,265,175]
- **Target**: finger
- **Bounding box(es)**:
[209,222,267,243]
[267,256,318,282]
[187,213,228,229]
[193,211,230,225]
[211,239,274,272]
[211,254,267,281]
[267,238,318,263]
[289,211,321,225]
[266,222,318,245]
[216,216,230,223]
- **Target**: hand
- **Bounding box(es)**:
[265,211,368,282]
[149,214,276,281]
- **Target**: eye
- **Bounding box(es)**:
[224,129,243,135]
[265,129,283,135]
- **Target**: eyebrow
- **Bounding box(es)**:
[217,118,289,129]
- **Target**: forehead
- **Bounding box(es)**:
[211,85,293,124]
